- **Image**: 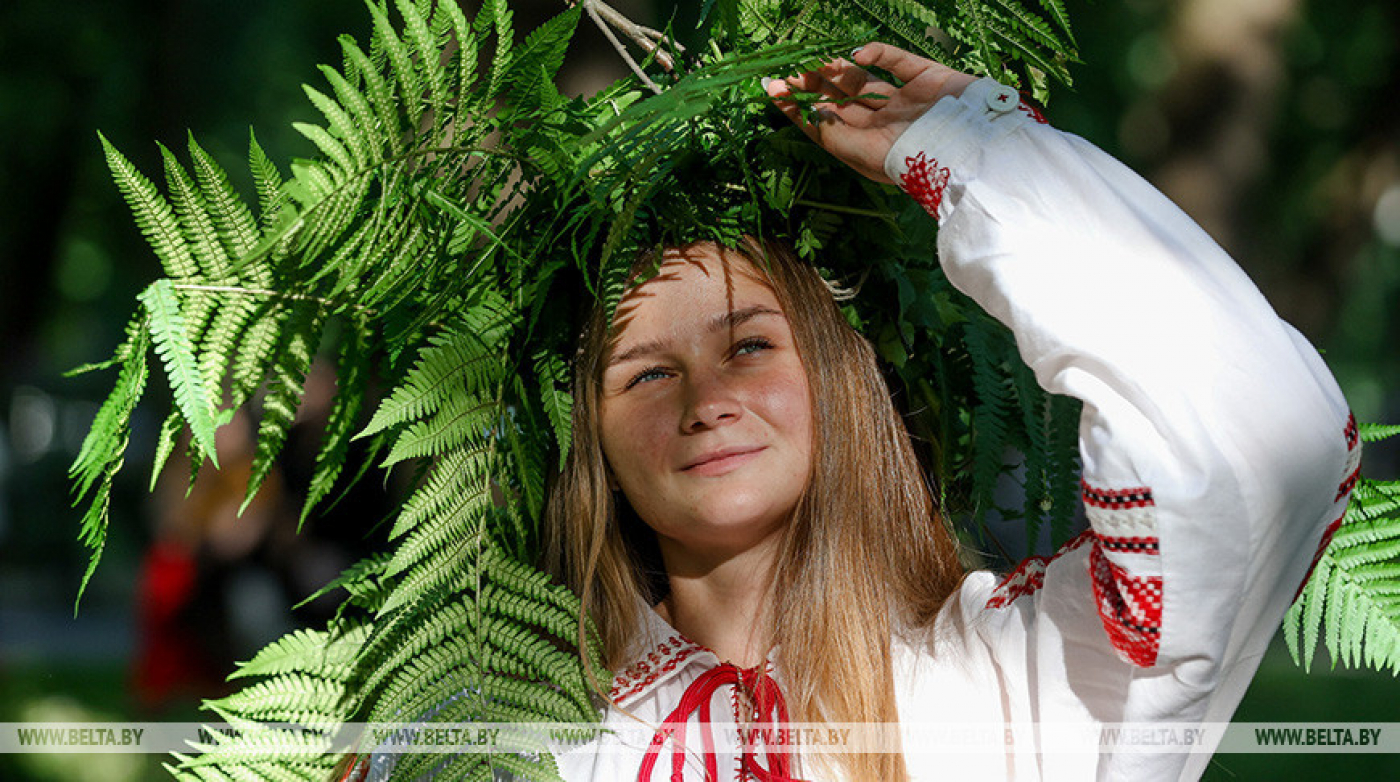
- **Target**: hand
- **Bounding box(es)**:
[765,43,976,185]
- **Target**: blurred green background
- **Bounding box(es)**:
[0,1,1396,779]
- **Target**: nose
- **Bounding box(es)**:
[681,370,741,432]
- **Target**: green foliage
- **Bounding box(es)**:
[68,0,1389,777]
[1286,426,1400,675]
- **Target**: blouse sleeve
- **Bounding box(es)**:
[886,79,1359,780]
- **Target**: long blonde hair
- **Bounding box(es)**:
[543,238,964,780]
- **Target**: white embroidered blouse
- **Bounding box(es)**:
[549,78,1359,782]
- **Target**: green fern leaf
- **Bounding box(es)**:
[394,0,450,141]
[189,134,261,264]
[340,33,403,158]
[140,280,220,465]
[302,82,369,167]
[963,320,1014,528]
[316,65,381,162]
[367,1,421,133]
[1360,422,1400,442]
[476,0,515,100]
[389,444,495,541]
[70,316,151,605]
[149,409,185,492]
[301,318,373,528]
[442,0,478,118]
[231,624,368,680]
[243,304,326,513]
[197,293,259,410]
[534,349,572,471]
[162,143,235,281]
[1287,475,1400,674]
[297,552,394,613]
[954,0,1000,77]
[247,134,289,274]
[206,674,348,728]
[1037,0,1076,45]
[232,303,291,402]
[359,317,511,441]
[383,481,493,585]
[500,6,580,114]
[100,133,199,279]
[380,386,502,467]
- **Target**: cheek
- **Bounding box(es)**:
[758,365,814,462]
[599,400,662,479]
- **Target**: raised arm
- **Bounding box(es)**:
[771,45,1358,780]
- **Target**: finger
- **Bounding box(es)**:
[763,77,823,144]
[817,58,894,109]
[851,42,941,85]
[784,70,868,119]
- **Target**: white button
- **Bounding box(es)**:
[986,85,1019,113]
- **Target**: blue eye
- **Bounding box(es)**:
[625,367,669,389]
[734,337,774,356]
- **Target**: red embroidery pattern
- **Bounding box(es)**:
[1097,537,1160,554]
[1295,413,1364,599]
[1081,481,1154,510]
[1090,544,1163,667]
[1293,515,1344,602]
[1336,467,1361,502]
[610,636,704,703]
[984,531,1094,608]
[900,151,951,219]
[1017,98,1049,124]
[1082,481,1162,667]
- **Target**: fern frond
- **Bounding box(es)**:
[189,134,261,264]
[499,6,580,116]
[963,319,1014,528]
[340,32,403,158]
[442,0,478,118]
[367,1,422,138]
[1286,476,1400,674]
[232,302,292,402]
[231,624,369,680]
[247,134,289,268]
[395,0,451,141]
[359,308,514,440]
[140,279,220,465]
[292,118,357,177]
[196,293,259,409]
[243,304,327,512]
[476,0,515,101]
[380,390,502,467]
[381,485,495,604]
[162,143,235,281]
[70,315,151,605]
[298,552,395,614]
[1360,422,1400,442]
[206,674,349,728]
[300,318,373,527]
[100,133,199,279]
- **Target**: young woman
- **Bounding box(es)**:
[542,43,1360,781]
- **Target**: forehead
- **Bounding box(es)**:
[607,245,783,341]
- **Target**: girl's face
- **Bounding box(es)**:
[599,244,813,557]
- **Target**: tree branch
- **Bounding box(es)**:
[568,0,682,95]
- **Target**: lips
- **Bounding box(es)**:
[681,445,766,475]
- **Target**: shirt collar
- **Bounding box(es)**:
[609,598,718,707]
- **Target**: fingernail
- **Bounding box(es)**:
[761,77,773,88]
[850,46,864,59]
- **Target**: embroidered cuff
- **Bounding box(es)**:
[882,77,1042,221]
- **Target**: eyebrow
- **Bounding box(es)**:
[606,306,784,368]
